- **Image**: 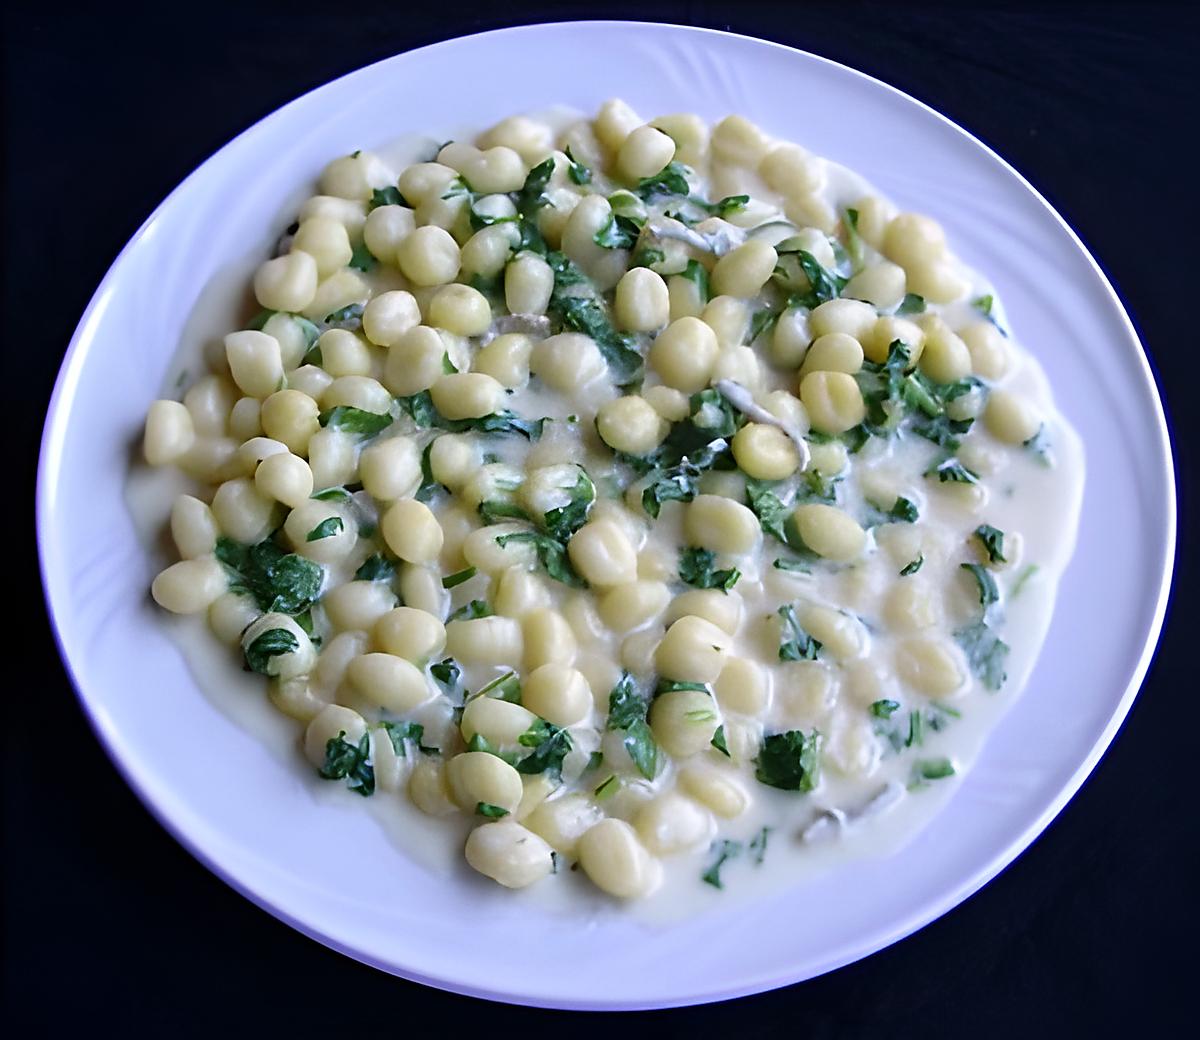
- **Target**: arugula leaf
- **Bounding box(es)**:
[910,757,956,789]
[478,500,532,525]
[447,599,493,622]
[641,437,731,519]
[415,441,443,503]
[870,699,901,719]
[926,457,979,484]
[466,733,518,765]
[900,554,924,576]
[777,604,821,661]
[514,721,573,778]
[749,306,782,343]
[842,207,864,271]
[701,839,741,889]
[710,725,730,757]
[348,240,376,272]
[889,497,919,523]
[354,553,395,582]
[631,247,666,269]
[244,627,299,675]
[442,566,477,589]
[778,249,847,307]
[476,802,510,818]
[542,468,595,542]
[318,406,393,437]
[475,671,521,703]
[974,524,1006,564]
[593,212,641,250]
[607,674,659,781]
[678,546,740,592]
[215,537,323,615]
[311,486,352,502]
[895,293,926,316]
[369,186,408,209]
[305,517,344,542]
[955,619,1009,691]
[324,303,365,328]
[396,391,545,439]
[960,562,1001,609]
[515,156,555,214]
[635,161,691,201]
[377,720,428,757]
[755,730,822,792]
[696,194,749,217]
[549,291,643,386]
[430,657,462,697]
[679,259,710,305]
[564,147,592,185]
[745,479,794,545]
[319,731,374,796]
[494,531,586,588]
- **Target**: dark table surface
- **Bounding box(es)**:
[6,2,1197,1034]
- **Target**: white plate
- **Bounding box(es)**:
[38,22,1175,1009]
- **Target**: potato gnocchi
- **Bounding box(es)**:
[140,102,1081,901]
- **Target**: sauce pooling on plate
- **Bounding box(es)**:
[133,101,1084,905]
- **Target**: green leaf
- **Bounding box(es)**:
[974,524,1007,564]
[749,307,782,343]
[593,212,641,250]
[696,194,749,218]
[641,438,730,519]
[870,699,901,719]
[466,733,517,765]
[889,497,919,523]
[594,775,619,800]
[910,757,956,788]
[960,562,1001,610]
[369,186,408,209]
[549,290,643,386]
[710,725,730,757]
[215,536,323,616]
[476,802,510,818]
[416,441,443,503]
[1024,424,1053,465]
[701,839,741,889]
[955,619,1009,691]
[678,546,740,591]
[494,531,587,588]
[1011,564,1039,599]
[779,249,847,307]
[430,657,462,697]
[679,259,710,304]
[972,293,1008,336]
[476,671,521,703]
[348,240,376,272]
[635,161,691,200]
[514,721,573,778]
[305,517,344,542]
[442,566,477,589]
[755,730,822,792]
[244,627,299,675]
[311,486,352,502]
[900,554,924,576]
[515,156,556,214]
[377,720,426,757]
[631,247,666,269]
[926,457,979,484]
[318,406,393,438]
[777,604,821,661]
[745,479,794,545]
[607,674,659,781]
[564,147,592,185]
[354,553,395,582]
[478,500,532,526]
[447,599,493,622]
[842,207,864,271]
[542,468,595,542]
[396,392,545,440]
[319,731,374,796]
[895,293,926,316]
[773,556,811,573]
[324,303,365,328]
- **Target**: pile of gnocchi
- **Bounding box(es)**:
[143,100,1054,899]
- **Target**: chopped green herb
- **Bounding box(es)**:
[593,212,641,250]
[635,161,691,201]
[476,802,510,818]
[900,554,924,576]
[955,619,1009,691]
[974,524,1007,564]
[678,546,740,592]
[319,730,374,797]
[697,194,749,218]
[961,563,1001,609]
[415,441,443,503]
[494,531,586,588]
[710,725,730,757]
[478,500,532,525]
[311,486,352,502]
[889,497,919,523]
[776,249,847,308]
[773,557,811,574]
[429,658,462,698]
[324,303,365,328]
[514,721,573,778]
[594,775,619,800]
[895,293,926,316]
[318,406,393,437]
[1010,564,1039,599]
[631,246,666,269]
[910,757,956,789]
[215,537,323,616]
[305,517,344,542]
[442,566,477,589]
[244,627,299,675]
[701,840,741,889]
[679,259,710,304]
[755,729,822,792]
[842,207,864,271]
[749,306,782,343]
[348,240,375,272]
[564,147,592,185]
[870,699,901,719]
[472,671,520,703]
[542,468,595,542]
[607,674,659,781]
[927,457,979,484]
[377,720,429,757]
[447,599,493,622]
[353,553,394,582]
[369,186,408,209]
[1024,424,1053,465]
[777,604,821,661]
[749,826,771,864]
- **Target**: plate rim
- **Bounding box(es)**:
[36,20,1178,1010]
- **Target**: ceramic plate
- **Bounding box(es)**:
[37,22,1175,1009]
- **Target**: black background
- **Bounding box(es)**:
[6,1,1197,1034]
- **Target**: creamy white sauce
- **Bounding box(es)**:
[126,106,1085,923]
